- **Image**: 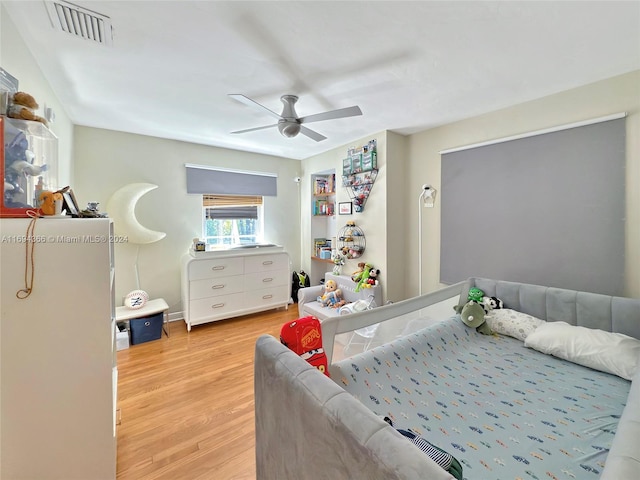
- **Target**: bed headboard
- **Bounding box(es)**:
[463,277,640,340]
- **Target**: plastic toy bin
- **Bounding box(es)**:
[129,312,163,345]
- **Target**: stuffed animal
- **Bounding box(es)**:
[467,287,484,303]
[354,263,373,292]
[38,190,62,215]
[317,279,345,308]
[7,91,48,125]
[482,295,504,313]
[363,268,380,287]
[454,301,493,335]
[351,262,366,282]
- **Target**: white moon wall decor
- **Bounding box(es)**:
[106,183,166,244]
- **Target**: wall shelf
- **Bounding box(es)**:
[311,256,334,264]
[336,221,366,259]
[341,139,378,212]
[341,169,378,212]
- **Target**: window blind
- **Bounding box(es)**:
[440,116,625,296]
[186,164,277,196]
[203,195,262,220]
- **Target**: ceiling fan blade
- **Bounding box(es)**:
[228,94,283,120]
[231,124,278,134]
[299,105,363,124]
[299,126,327,142]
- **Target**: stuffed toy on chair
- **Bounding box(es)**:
[317,279,346,308]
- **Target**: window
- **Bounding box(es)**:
[202,195,263,246]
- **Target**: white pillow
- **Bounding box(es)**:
[524,321,640,380]
[485,308,544,341]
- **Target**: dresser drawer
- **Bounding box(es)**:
[189,292,245,323]
[244,269,288,291]
[245,285,289,306]
[189,275,244,300]
[189,257,244,280]
[244,253,289,273]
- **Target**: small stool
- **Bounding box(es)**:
[116,298,170,338]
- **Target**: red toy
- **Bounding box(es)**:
[280,316,330,377]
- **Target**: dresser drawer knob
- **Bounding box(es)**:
[263,277,273,283]
[262,260,273,265]
[211,284,225,289]
[212,265,225,271]
[211,303,225,309]
[262,294,273,300]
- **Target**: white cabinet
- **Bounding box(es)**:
[181,247,290,331]
[0,218,116,479]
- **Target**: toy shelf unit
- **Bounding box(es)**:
[336,221,366,259]
[1,116,58,217]
[341,139,378,212]
[312,172,335,216]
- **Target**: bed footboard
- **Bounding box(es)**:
[254,335,454,480]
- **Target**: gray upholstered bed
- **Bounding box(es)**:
[254,278,640,479]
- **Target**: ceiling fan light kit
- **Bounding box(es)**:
[229,94,362,142]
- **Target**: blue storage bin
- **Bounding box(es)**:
[130,312,163,345]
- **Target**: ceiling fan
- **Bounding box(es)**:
[229,94,362,142]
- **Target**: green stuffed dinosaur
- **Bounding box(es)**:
[454,301,493,335]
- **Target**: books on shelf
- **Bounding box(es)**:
[314,237,329,257]
[313,174,335,195]
[313,199,334,216]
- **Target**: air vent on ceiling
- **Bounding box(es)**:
[45,1,113,46]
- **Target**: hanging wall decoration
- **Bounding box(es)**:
[341,139,378,212]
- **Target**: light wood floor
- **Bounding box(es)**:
[116,306,300,480]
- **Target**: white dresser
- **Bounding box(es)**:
[181,246,290,331]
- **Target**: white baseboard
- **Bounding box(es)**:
[168,311,184,322]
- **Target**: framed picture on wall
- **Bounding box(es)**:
[338,202,352,215]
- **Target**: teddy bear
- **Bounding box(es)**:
[7,91,48,125]
[317,279,345,308]
[38,190,63,215]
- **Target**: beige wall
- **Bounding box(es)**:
[407,71,640,298]
[73,127,300,312]
[301,132,392,302]
[1,5,74,186]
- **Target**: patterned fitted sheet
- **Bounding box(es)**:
[332,318,631,480]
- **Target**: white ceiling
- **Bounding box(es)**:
[4,1,640,160]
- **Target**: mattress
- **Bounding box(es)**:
[332,318,631,480]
